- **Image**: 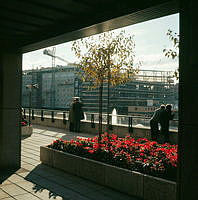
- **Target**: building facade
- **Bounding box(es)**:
[81,70,178,117]
[22,64,80,110]
[22,67,178,117]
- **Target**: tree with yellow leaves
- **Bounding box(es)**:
[72,30,139,143]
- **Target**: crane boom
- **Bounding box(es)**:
[43,49,69,64]
[54,55,69,63]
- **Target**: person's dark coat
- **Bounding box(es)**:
[150,107,165,140]
[160,109,174,135]
[69,100,84,132]
[69,102,84,122]
[160,107,174,143]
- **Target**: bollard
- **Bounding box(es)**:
[24,109,26,119]
[108,115,113,130]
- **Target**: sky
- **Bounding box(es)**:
[23,13,179,71]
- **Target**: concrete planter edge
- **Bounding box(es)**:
[21,125,33,136]
[40,146,176,200]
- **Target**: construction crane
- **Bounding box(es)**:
[43,48,70,64]
[43,47,70,109]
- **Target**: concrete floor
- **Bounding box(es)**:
[0,125,140,200]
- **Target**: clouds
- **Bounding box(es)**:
[23,42,77,69]
[23,13,179,72]
[135,53,178,71]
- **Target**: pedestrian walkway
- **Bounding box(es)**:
[0,125,140,200]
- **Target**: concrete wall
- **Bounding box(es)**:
[0,52,22,170]
[31,116,178,144]
[178,1,198,199]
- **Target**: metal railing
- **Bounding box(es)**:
[83,112,178,130]
[23,108,178,131]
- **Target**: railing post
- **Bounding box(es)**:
[91,114,95,128]
[63,112,66,124]
[51,111,55,123]
[41,110,44,121]
[24,109,26,119]
[32,109,35,120]
[109,115,113,130]
[128,116,133,133]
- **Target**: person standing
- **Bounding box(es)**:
[150,104,165,141]
[160,104,174,143]
[69,97,84,132]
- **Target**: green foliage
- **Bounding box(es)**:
[163,29,179,79]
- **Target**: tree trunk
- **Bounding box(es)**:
[98,81,103,144]
[106,68,110,149]
[107,67,110,135]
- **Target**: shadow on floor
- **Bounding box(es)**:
[0,169,18,183]
[21,135,31,140]
[23,163,84,200]
[23,163,140,200]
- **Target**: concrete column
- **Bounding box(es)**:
[178,1,198,199]
[0,51,22,170]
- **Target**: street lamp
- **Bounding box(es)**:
[26,84,39,126]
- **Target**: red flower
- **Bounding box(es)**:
[48,133,178,179]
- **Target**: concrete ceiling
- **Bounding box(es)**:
[0,0,178,52]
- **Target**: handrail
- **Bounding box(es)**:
[23,107,178,132]
[22,107,178,122]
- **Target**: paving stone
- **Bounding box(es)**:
[16,172,30,178]
[15,168,29,174]
[8,174,26,183]
[1,184,28,196]
[15,181,36,192]
[21,164,36,171]
[22,158,40,165]
[0,180,12,187]
[14,193,40,200]
[0,188,10,199]
[22,149,40,156]
[21,152,40,160]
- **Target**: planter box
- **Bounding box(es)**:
[40,146,176,200]
[21,125,33,136]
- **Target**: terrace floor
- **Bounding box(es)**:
[0,125,140,200]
